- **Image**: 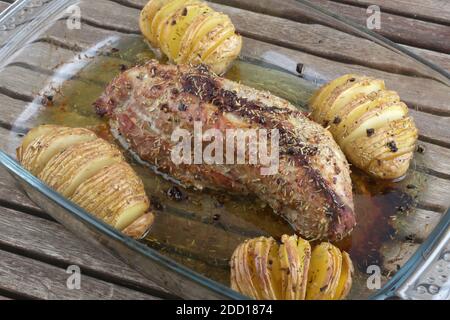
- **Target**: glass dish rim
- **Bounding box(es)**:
[0,0,448,300]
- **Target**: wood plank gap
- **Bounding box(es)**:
[418,134,450,150]
[0,86,33,103]
[80,17,141,36]
[0,199,54,222]
[415,165,450,182]
[0,119,29,134]
[33,38,84,53]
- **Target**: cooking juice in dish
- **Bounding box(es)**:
[31,37,426,299]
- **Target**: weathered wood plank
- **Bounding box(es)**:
[119,0,450,27]
[0,204,169,296]
[409,110,450,149]
[211,0,450,53]
[314,0,450,53]
[239,37,450,116]
[419,175,450,212]
[334,0,450,26]
[0,249,158,299]
[0,165,44,214]
[211,0,450,72]
[415,142,450,179]
[80,0,440,78]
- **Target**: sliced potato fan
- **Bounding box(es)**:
[18,126,97,175]
[71,162,150,231]
[17,125,154,238]
[139,0,242,74]
[38,139,124,197]
[310,74,418,179]
[334,252,354,300]
[230,235,352,300]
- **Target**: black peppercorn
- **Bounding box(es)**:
[387,141,398,152]
[366,128,375,137]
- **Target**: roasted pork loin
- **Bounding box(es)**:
[94,60,355,240]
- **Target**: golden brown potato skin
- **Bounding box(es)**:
[17,125,154,238]
[230,235,353,300]
[139,0,242,75]
[309,74,418,180]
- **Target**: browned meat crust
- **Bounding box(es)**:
[94,60,355,240]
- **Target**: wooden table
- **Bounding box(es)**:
[0,0,449,299]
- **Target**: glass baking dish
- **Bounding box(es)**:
[0,0,448,299]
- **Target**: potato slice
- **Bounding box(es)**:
[344,117,417,169]
[253,237,278,299]
[152,0,199,48]
[266,237,283,299]
[327,244,343,299]
[310,74,362,121]
[321,77,385,127]
[159,3,212,59]
[71,162,150,230]
[199,30,242,75]
[231,242,254,298]
[189,23,234,61]
[38,139,124,197]
[19,126,97,175]
[333,90,400,141]
[334,252,354,300]
[367,152,414,180]
[123,212,155,238]
[139,0,172,47]
[279,235,311,300]
[340,102,408,149]
[231,243,249,296]
[278,237,291,300]
[238,240,260,299]
[177,12,228,64]
[17,124,58,161]
[306,242,341,300]
[295,236,311,300]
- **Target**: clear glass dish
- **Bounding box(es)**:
[0,0,448,299]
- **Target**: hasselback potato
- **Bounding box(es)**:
[230,235,353,300]
[139,0,242,74]
[309,74,418,179]
[17,125,154,238]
